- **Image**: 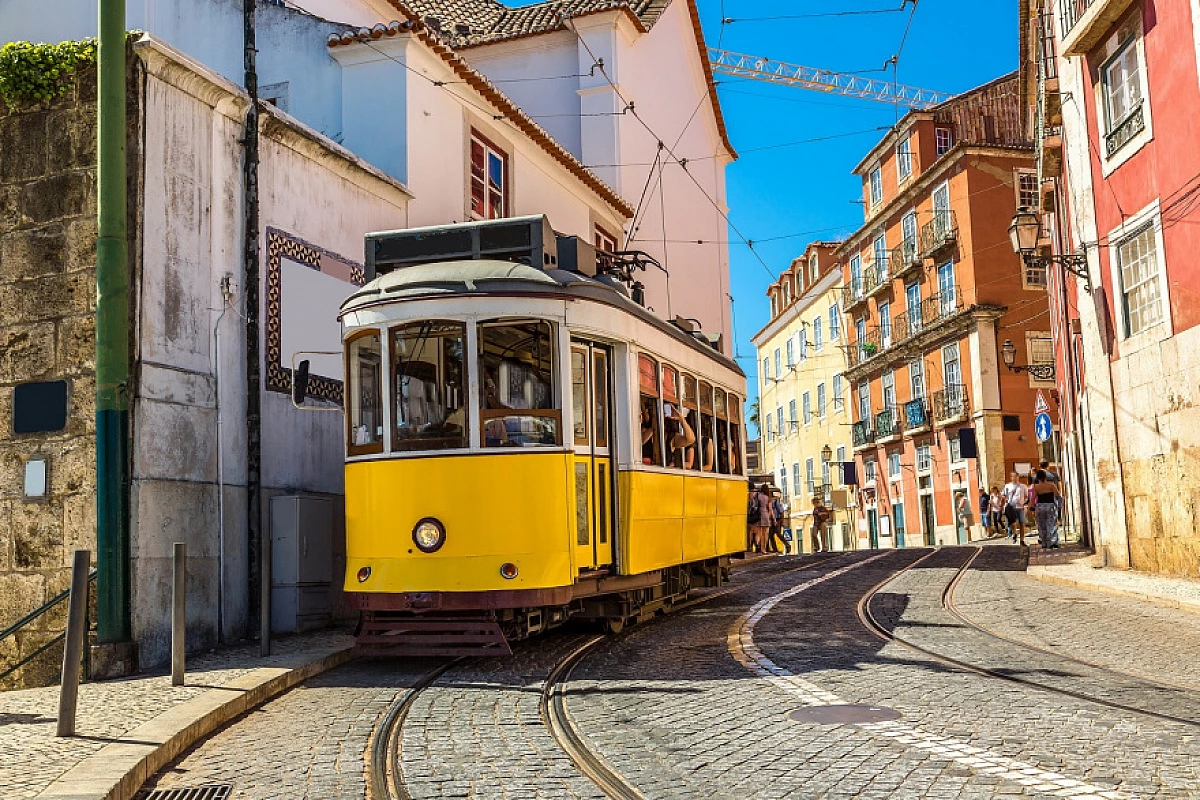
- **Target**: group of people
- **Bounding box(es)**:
[747,484,833,555]
[976,461,1063,549]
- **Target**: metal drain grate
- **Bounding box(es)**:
[135,786,233,800]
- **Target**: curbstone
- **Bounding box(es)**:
[34,645,356,800]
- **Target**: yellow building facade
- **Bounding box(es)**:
[752,243,857,553]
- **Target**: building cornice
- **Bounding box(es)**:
[751,268,842,346]
[835,144,1034,258]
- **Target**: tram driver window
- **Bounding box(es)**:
[347,331,383,454]
[682,374,700,471]
[662,365,694,469]
[714,389,731,474]
[479,320,560,447]
[390,321,467,451]
[698,381,716,472]
[637,354,663,466]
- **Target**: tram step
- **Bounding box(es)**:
[355,614,513,656]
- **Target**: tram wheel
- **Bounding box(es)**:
[601,616,626,635]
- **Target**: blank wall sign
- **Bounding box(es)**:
[13,380,68,434]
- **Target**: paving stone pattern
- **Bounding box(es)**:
[400,631,633,800]
[958,549,1200,691]
[0,628,352,799]
[147,658,436,800]
[570,548,1200,798]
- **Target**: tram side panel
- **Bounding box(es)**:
[344,453,577,596]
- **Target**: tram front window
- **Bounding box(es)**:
[347,331,384,454]
[479,321,559,447]
[391,321,467,452]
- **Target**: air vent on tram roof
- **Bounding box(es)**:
[365,215,559,281]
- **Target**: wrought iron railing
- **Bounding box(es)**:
[852,420,875,447]
[848,326,883,367]
[875,406,901,439]
[892,287,962,344]
[919,210,957,257]
[863,256,889,298]
[1059,0,1094,38]
[890,238,921,276]
[1105,102,1144,157]
[933,383,969,422]
[903,397,930,430]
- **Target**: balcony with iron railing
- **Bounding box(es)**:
[892,287,964,344]
[863,256,891,301]
[902,397,931,434]
[847,326,883,368]
[842,259,886,311]
[933,383,970,425]
[1059,0,1138,56]
[890,237,922,280]
[874,405,902,443]
[919,209,957,259]
[852,419,875,450]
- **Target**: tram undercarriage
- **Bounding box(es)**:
[352,557,733,656]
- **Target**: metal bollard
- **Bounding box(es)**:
[57,549,91,737]
[172,542,186,686]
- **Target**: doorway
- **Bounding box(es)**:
[921,493,936,546]
[569,341,615,570]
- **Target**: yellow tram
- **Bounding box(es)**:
[335,216,748,655]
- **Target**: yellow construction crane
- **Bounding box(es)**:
[708,48,952,110]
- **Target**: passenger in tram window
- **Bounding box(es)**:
[664,403,695,468]
[640,395,663,466]
[728,396,743,475]
[681,374,701,470]
[479,321,559,448]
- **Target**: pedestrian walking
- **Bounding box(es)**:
[978,487,991,532]
[1023,474,1037,530]
[955,491,972,542]
[810,495,831,553]
[1002,473,1027,544]
[1030,469,1062,548]
[1040,460,1063,523]
[768,490,789,554]
[748,483,775,554]
[989,486,1005,535]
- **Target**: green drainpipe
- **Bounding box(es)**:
[96,0,132,643]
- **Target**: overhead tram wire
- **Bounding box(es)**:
[583,126,893,168]
[560,12,781,281]
[722,4,908,24]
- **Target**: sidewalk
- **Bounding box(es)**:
[1026,545,1200,613]
[1,627,354,800]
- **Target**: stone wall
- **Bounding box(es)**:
[0,65,99,688]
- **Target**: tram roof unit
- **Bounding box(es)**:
[345,216,743,377]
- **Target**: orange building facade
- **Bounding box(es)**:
[837,75,1054,547]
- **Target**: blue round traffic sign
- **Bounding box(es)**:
[1035,412,1053,442]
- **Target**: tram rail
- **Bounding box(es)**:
[370,552,855,800]
[857,545,1200,730]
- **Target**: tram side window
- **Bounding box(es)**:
[714,389,731,474]
[682,374,701,471]
[638,354,663,466]
[391,321,467,452]
[347,332,384,454]
[479,320,559,447]
[698,381,716,472]
[728,395,744,475]
[662,365,694,469]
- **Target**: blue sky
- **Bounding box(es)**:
[697,0,1018,424]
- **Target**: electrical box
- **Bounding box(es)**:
[270,495,333,633]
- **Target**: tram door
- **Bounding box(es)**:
[570,342,615,571]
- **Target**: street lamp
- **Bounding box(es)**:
[1001,338,1055,381]
[821,444,832,463]
[1008,207,1091,291]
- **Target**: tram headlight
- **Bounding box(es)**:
[412,518,446,553]
[500,562,519,580]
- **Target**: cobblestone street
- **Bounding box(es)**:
[133,549,1200,799]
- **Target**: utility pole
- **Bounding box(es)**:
[243,0,265,655]
[95,0,133,656]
